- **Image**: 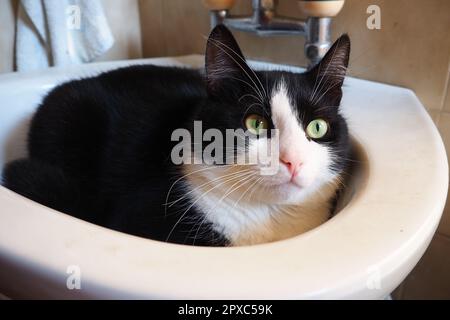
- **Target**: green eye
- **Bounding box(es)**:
[306,119,329,139]
[245,114,269,135]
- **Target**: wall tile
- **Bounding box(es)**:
[391,283,405,300]
[438,193,450,238]
[161,0,211,57]
[0,293,10,300]
[443,71,450,112]
[140,0,211,57]
[400,234,450,299]
[334,0,450,112]
[139,0,166,57]
[437,112,450,237]
[139,0,450,112]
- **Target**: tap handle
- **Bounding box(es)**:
[202,0,236,11]
[298,0,345,17]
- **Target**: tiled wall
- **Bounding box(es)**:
[384,1,450,298]
[404,68,450,299]
[139,0,450,112]
[138,0,450,299]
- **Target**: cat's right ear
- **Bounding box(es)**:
[306,34,351,106]
[205,25,252,96]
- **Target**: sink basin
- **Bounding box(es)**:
[0,55,447,299]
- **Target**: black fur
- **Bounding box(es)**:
[2,26,351,246]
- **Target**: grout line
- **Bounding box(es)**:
[436,231,450,241]
[160,0,168,56]
[435,110,442,128]
[393,282,406,300]
[0,292,10,300]
[398,231,450,300]
[440,67,450,111]
[438,113,442,126]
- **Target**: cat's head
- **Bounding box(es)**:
[188,25,351,205]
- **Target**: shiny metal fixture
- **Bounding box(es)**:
[205,0,345,67]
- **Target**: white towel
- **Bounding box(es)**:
[16,0,115,72]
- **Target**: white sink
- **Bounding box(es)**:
[0,55,447,299]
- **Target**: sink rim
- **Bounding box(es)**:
[0,55,447,299]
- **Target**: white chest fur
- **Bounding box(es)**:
[182,168,337,246]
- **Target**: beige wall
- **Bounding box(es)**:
[139,0,450,299]
[139,0,450,112]
[0,0,143,73]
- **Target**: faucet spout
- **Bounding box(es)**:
[204,0,345,68]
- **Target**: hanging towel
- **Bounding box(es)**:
[16,0,115,72]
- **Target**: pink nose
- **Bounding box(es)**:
[280,156,302,176]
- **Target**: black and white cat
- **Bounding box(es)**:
[2,25,351,247]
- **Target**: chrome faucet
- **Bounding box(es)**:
[203,0,345,68]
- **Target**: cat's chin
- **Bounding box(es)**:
[276,183,304,199]
[253,180,310,204]
[264,175,313,190]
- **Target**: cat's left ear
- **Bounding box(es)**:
[205,25,253,96]
[307,34,351,106]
